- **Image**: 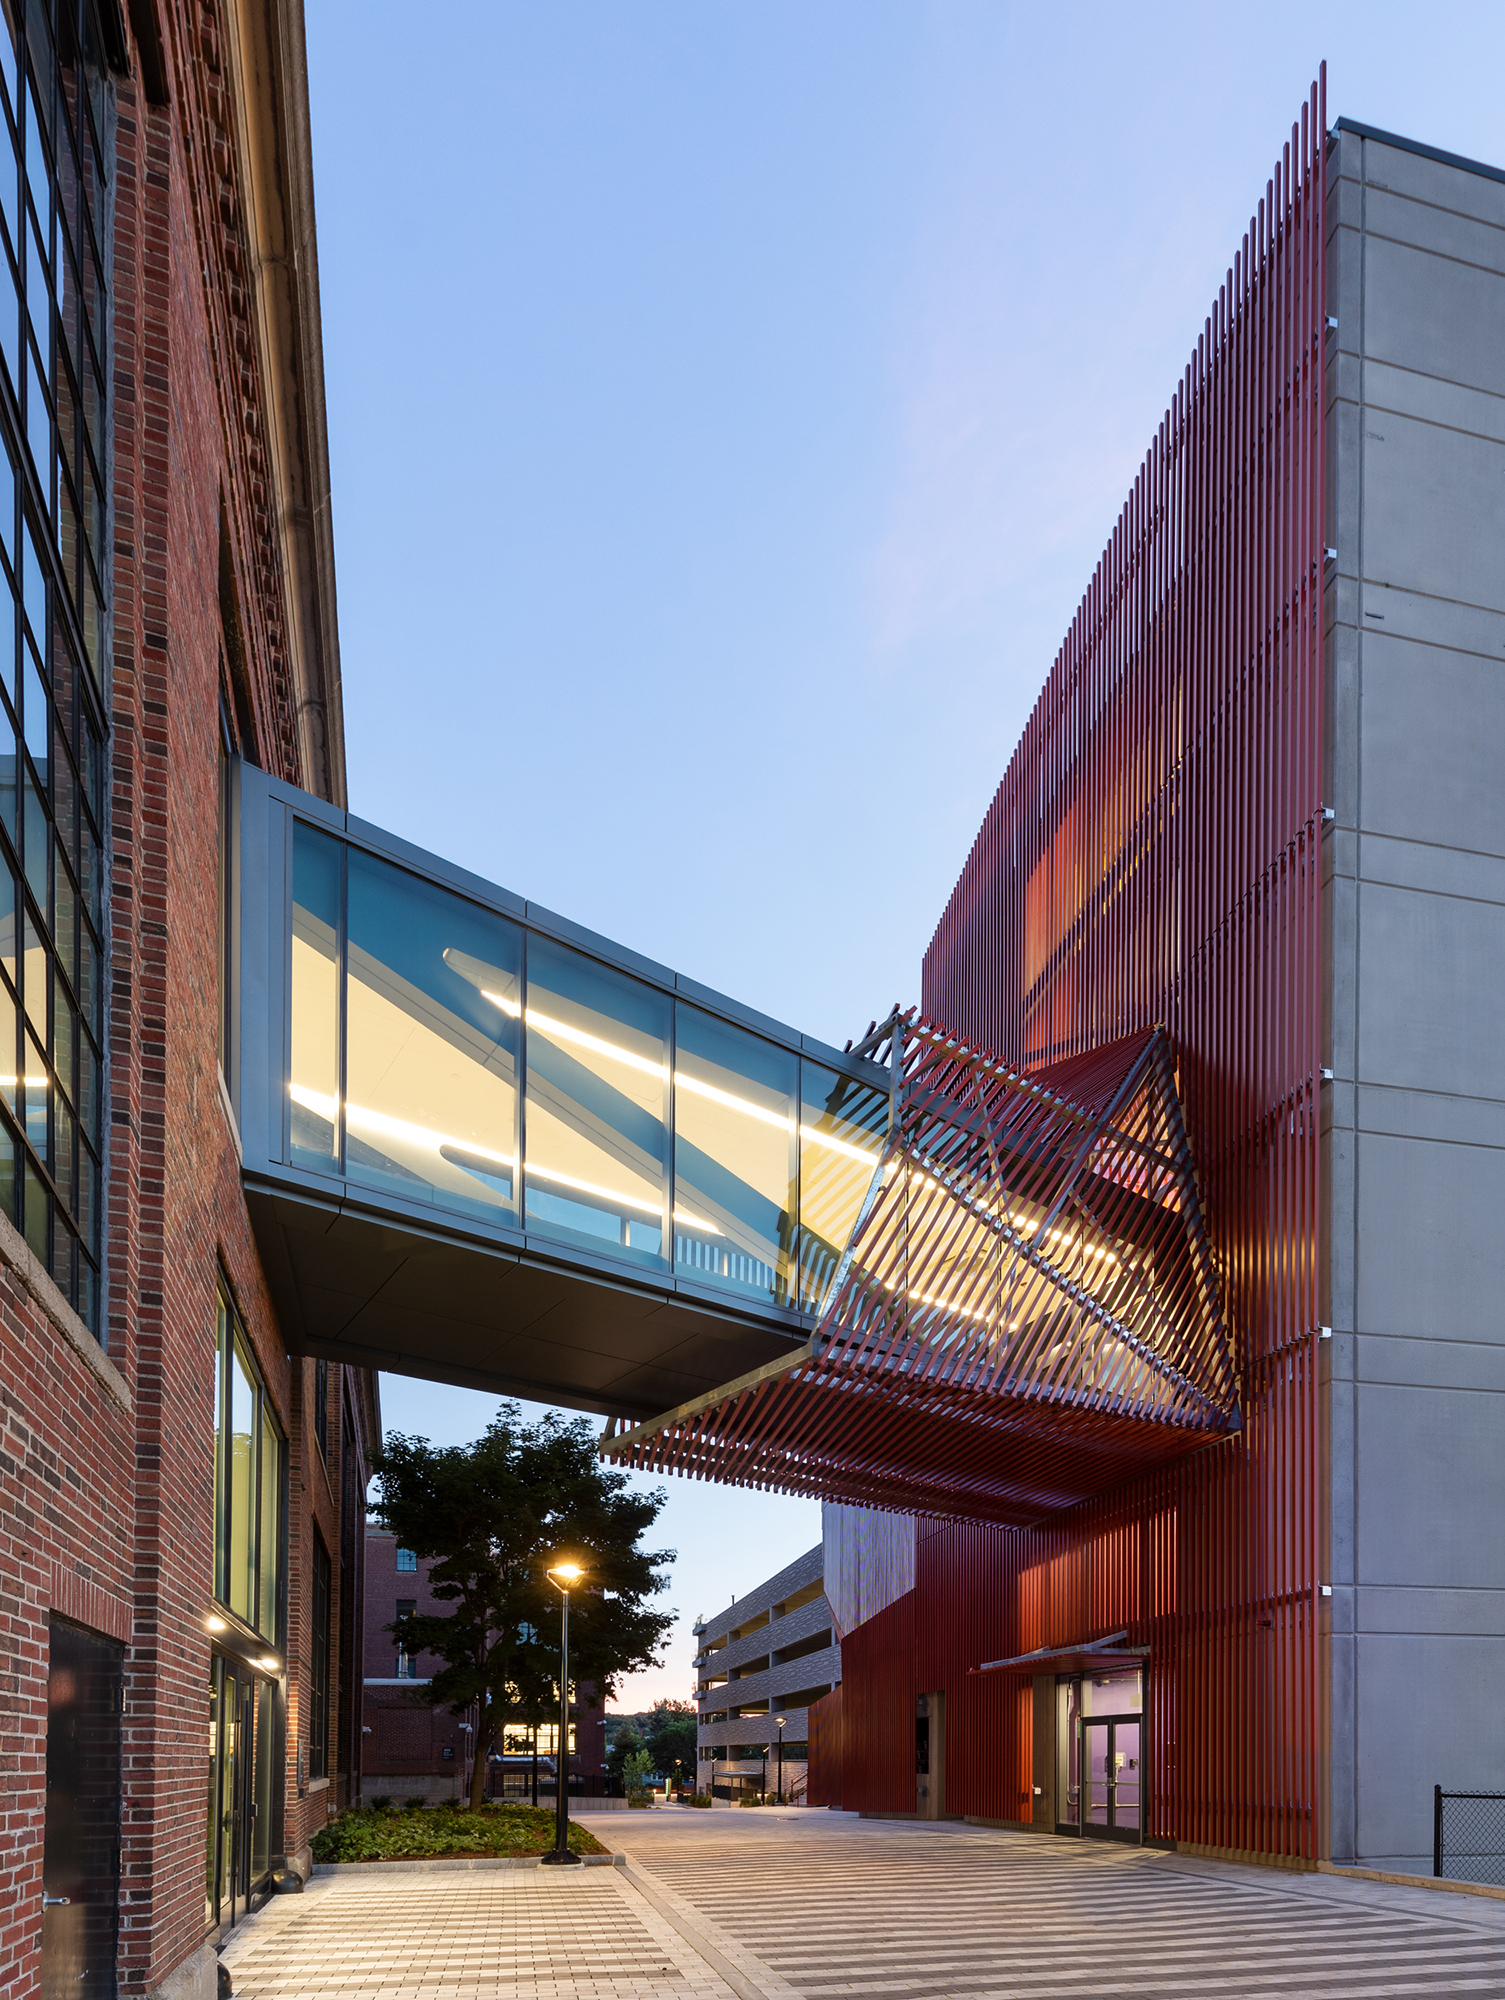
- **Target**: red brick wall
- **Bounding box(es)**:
[359,1535,609,1793]
[0,7,373,1997]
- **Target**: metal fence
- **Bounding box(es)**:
[1435,1788,1505,1885]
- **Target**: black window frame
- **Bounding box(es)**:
[309,1528,330,1780]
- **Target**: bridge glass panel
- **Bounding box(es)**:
[523,935,670,1268]
[345,850,521,1221]
[673,1002,797,1304]
[289,821,341,1172]
[795,1062,888,1312]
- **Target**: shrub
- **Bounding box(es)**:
[404,1796,428,1810]
[311,1802,607,1864]
[689,1792,712,1809]
[369,1796,394,1812]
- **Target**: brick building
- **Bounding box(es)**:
[361,1530,609,1808]
[0,3,374,1999]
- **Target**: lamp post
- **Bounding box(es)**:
[673,1757,682,1802]
[542,1563,584,1865]
[775,1716,787,1805]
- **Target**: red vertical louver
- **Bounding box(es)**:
[916,75,1327,1860]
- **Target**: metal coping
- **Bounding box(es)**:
[257,766,890,1086]
[1333,116,1505,191]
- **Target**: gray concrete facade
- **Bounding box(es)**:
[1323,120,1505,1873]
[693,1543,839,1796]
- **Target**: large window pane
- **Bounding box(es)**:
[796,1063,888,1313]
[257,1407,280,1641]
[289,821,341,1171]
[523,937,669,1268]
[228,1343,256,1625]
[344,851,521,1221]
[674,1005,797,1304]
[213,1298,227,1604]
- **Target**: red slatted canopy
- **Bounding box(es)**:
[602,1019,1237,1527]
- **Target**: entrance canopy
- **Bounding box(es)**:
[230,765,891,1420]
[601,1017,1237,1523]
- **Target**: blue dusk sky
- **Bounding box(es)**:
[304,2,1505,1708]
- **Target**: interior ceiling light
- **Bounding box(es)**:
[478,989,881,1164]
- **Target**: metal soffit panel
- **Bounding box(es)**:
[601,1017,1236,1523]
[242,1183,808,1423]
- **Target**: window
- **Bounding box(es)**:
[0,0,110,1332]
[395,1546,416,1572]
[530,1722,577,1755]
[394,1597,418,1678]
[309,1530,329,1779]
[212,1287,284,1640]
[312,1355,328,1462]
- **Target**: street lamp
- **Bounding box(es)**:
[775,1716,787,1805]
[542,1562,585,1866]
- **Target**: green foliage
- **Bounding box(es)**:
[688,1791,712,1808]
[371,1405,675,1806]
[737,1791,764,1807]
[608,1699,696,1783]
[621,1748,655,1799]
[312,1803,605,1864]
[605,1724,643,1784]
[642,1700,697,1780]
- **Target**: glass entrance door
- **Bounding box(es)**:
[206,1656,278,1932]
[1082,1716,1141,1841]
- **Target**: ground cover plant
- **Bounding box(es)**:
[312,1801,606,1864]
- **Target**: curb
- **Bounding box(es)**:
[312,1852,623,1874]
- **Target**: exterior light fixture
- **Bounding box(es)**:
[260,1655,280,1673]
[543,1561,589,1866]
[205,1615,227,1633]
[775,1716,787,1805]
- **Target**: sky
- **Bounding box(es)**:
[303,2,1505,1708]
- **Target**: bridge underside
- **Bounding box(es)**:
[246,1182,808,1422]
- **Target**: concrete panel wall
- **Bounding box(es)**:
[1324,124,1505,1874]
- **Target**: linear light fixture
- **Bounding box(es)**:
[480,989,881,1165]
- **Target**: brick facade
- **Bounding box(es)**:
[0,4,366,1998]
[361,1532,609,1807]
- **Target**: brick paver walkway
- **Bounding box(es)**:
[218,1860,738,2000]
[219,1811,1505,1999]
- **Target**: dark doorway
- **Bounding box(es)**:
[42,1616,123,2000]
[916,1691,946,1818]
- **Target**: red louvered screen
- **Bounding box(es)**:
[915,74,1328,1861]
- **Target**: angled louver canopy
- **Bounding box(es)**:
[601,1018,1237,1526]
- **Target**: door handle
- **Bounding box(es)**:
[43,1896,70,1907]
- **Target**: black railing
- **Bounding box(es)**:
[1435,1788,1505,1886]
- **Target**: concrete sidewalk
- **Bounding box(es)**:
[218,1810,1505,1999]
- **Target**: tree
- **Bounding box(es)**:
[372,1405,675,1809]
[643,1700,697,1783]
[621,1748,654,1801]
[605,1723,645,1787]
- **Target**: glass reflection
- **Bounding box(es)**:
[345,851,520,1220]
[674,1004,796,1303]
[796,1063,888,1311]
[289,822,340,1170]
[524,937,669,1268]
[228,1343,255,1626]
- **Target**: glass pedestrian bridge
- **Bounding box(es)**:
[231,764,892,1421]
